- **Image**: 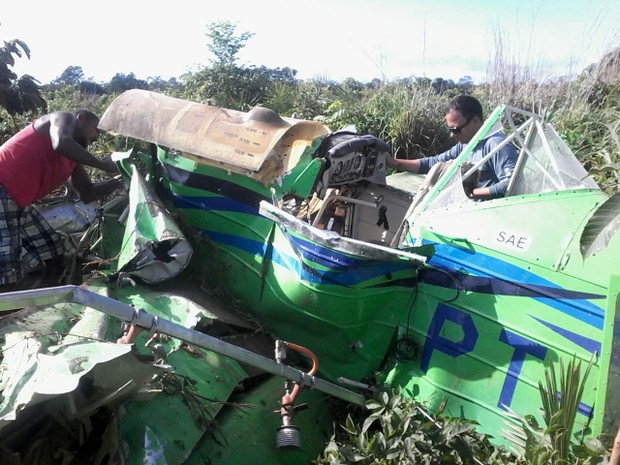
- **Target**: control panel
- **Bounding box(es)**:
[327,149,387,186]
[320,134,389,188]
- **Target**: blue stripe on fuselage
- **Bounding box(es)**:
[420,242,605,329]
[167,189,603,326]
[202,230,414,287]
[530,316,601,353]
[171,193,258,215]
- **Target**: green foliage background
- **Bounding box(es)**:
[1,20,619,192]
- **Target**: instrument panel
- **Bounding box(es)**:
[324,139,388,187]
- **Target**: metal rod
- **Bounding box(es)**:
[312,194,378,228]
[0,285,367,406]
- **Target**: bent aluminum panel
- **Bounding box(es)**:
[259,200,427,264]
[117,165,193,283]
[99,90,329,182]
[0,285,366,407]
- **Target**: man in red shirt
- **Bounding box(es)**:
[0,109,123,290]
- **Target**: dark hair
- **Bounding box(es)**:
[74,109,99,123]
[446,95,483,121]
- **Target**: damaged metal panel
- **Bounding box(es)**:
[117,165,193,283]
[98,89,329,183]
[0,281,366,464]
[119,349,250,465]
[580,191,620,259]
[259,200,427,264]
[0,292,166,464]
[0,283,252,465]
[185,375,338,465]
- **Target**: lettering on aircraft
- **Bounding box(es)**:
[496,230,529,250]
[421,303,547,411]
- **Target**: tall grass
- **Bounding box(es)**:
[294,35,619,192]
[327,41,620,192]
[482,37,619,193]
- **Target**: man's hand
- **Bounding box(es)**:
[469,187,491,200]
[386,155,421,173]
[100,154,120,174]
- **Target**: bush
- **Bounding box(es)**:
[314,390,513,465]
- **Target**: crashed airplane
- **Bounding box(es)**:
[1,89,618,464]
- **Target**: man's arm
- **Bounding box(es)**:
[45,112,117,173]
[386,155,422,172]
[387,144,463,174]
[486,137,519,199]
[469,186,492,199]
[68,165,124,204]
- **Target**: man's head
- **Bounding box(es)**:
[444,95,483,144]
[73,109,100,148]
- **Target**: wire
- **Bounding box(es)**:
[279,340,318,404]
[396,265,460,362]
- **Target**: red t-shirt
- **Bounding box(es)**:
[0,123,76,207]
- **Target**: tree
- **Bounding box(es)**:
[78,81,106,95]
[0,35,46,125]
[52,66,85,87]
[145,76,184,94]
[47,66,105,96]
[431,77,456,94]
[185,22,285,110]
[457,75,475,90]
[107,72,148,94]
[205,20,254,67]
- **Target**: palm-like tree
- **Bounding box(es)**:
[0,30,47,130]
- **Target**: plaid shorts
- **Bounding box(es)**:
[0,184,65,285]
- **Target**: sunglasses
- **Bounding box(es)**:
[446,118,472,135]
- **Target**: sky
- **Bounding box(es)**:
[2,0,619,85]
